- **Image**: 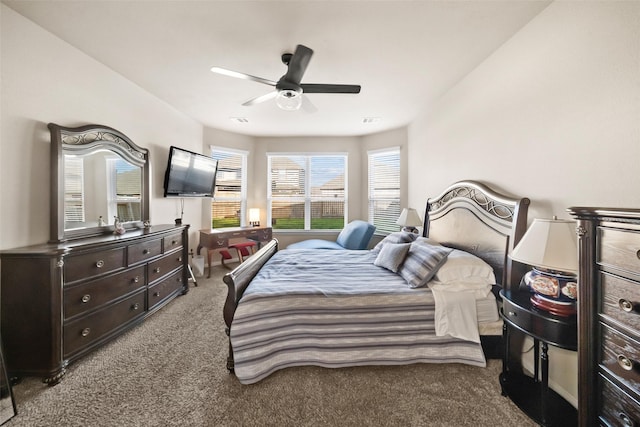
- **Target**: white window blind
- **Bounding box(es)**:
[368,148,401,234]
[210,147,247,228]
[268,154,347,230]
[64,156,85,222]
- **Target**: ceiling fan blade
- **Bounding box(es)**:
[211,67,277,87]
[242,91,277,106]
[300,83,361,94]
[283,44,313,85]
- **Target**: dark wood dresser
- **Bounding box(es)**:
[569,208,640,427]
[0,224,189,385]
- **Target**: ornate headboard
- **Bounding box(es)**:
[423,181,530,290]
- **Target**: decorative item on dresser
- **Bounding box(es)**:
[0,123,190,386]
[569,207,640,427]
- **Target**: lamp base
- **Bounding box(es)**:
[530,294,576,317]
[401,226,418,234]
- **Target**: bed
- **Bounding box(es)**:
[223,180,530,384]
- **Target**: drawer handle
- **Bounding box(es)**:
[132,303,140,311]
[619,299,637,313]
[96,260,105,268]
[154,291,161,297]
[171,240,177,245]
[178,257,183,262]
[143,249,150,255]
[619,412,633,427]
[637,249,640,260]
[81,294,91,303]
[508,311,517,317]
[617,354,634,371]
[81,327,91,337]
[132,276,140,283]
[154,267,161,274]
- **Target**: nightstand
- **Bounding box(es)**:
[499,289,578,427]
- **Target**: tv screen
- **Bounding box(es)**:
[163,146,218,197]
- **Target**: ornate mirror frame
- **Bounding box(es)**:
[49,123,151,243]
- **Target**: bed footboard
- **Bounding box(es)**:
[222,238,279,371]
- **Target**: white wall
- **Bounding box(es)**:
[0,5,204,251]
[408,1,640,406]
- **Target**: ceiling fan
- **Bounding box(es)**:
[211,44,361,111]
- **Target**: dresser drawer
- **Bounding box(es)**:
[65,247,125,283]
[148,269,184,311]
[127,238,162,265]
[599,227,640,277]
[599,374,640,427]
[148,250,184,284]
[601,272,640,333]
[64,290,145,358]
[163,232,183,252]
[600,323,640,394]
[64,265,145,320]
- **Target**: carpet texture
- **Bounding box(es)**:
[6,264,535,426]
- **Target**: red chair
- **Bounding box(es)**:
[225,240,257,266]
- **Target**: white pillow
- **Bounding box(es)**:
[415,236,441,246]
[434,249,496,285]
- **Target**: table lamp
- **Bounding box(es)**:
[509,216,578,316]
[396,208,422,234]
[248,208,260,227]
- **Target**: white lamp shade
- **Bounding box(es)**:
[396,208,422,227]
[510,218,578,274]
[248,208,260,223]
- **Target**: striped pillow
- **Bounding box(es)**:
[398,241,452,288]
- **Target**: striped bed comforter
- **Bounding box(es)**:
[230,249,486,384]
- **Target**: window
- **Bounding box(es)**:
[210,147,247,228]
[107,158,142,222]
[368,147,401,234]
[268,154,347,230]
[64,156,85,222]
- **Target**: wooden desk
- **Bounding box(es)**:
[197,227,272,277]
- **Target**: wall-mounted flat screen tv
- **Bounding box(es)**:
[163,146,218,197]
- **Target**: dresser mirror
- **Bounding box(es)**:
[49,123,150,243]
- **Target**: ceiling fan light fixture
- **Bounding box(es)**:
[276,88,303,111]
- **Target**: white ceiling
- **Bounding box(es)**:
[4,0,550,137]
